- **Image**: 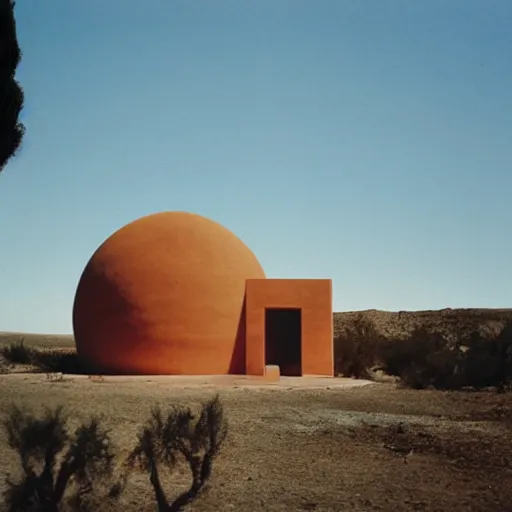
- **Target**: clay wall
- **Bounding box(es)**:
[245,279,333,377]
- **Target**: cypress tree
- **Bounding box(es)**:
[0,0,24,173]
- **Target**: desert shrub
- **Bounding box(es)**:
[381,322,512,391]
[400,349,463,390]
[333,314,384,378]
[1,338,35,365]
[125,394,228,512]
[379,328,448,376]
[0,341,87,374]
[461,322,512,391]
[380,328,464,389]
[0,352,10,373]
[2,404,121,511]
[35,351,86,374]
[496,321,512,390]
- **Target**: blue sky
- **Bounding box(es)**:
[0,0,511,334]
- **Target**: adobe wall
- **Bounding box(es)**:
[245,279,333,377]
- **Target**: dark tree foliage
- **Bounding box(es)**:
[462,320,512,392]
[380,320,512,391]
[0,0,25,173]
[126,395,228,512]
[2,405,119,512]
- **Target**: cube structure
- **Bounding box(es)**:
[245,279,333,377]
[73,211,333,377]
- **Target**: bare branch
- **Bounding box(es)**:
[127,395,228,512]
[2,405,121,511]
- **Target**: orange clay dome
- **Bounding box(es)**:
[72,211,266,375]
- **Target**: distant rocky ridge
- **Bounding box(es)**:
[334,308,512,341]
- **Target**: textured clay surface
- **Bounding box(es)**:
[245,279,333,377]
[73,212,265,375]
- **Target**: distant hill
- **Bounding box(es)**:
[1,308,511,350]
[0,332,74,350]
[334,308,512,341]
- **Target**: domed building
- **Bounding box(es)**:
[73,212,333,377]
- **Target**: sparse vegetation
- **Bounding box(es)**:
[1,397,228,511]
[2,405,120,511]
[1,379,511,511]
[125,395,228,512]
[461,322,512,392]
[333,313,385,378]
[334,315,512,391]
[1,338,33,365]
[1,312,511,510]
[0,340,86,374]
[381,321,512,391]
[35,350,86,374]
[2,316,511,392]
[379,328,462,389]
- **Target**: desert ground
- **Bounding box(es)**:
[0,313,511,512]
[0,373,511,511]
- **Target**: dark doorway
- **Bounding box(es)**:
[265,308,302,376]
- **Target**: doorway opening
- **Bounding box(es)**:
[264,308,302,376]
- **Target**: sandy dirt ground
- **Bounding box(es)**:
[0,374,511,511]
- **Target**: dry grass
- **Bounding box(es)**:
[0,332,74,350]
[0,374,511,511]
